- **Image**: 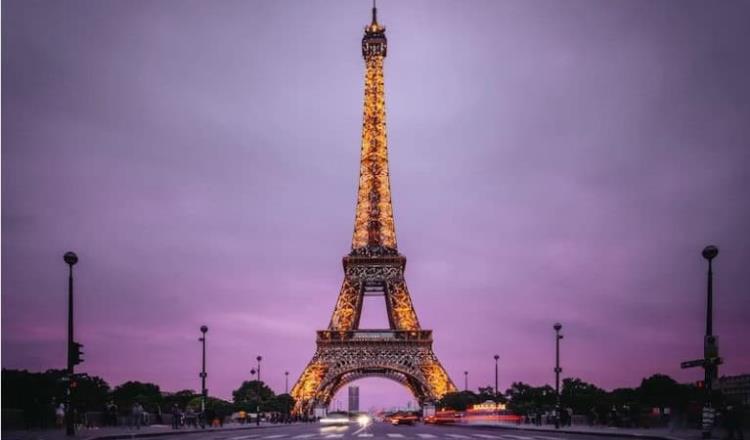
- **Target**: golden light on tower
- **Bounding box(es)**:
[290,5,456,415]
[351,4,396,251]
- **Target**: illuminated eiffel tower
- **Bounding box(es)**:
[291,4,456,414]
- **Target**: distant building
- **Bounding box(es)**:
[720,374,750,405]
[348,386,360,412]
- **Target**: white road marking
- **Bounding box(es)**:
[417,435,437,438]
[263,436,288,439]
[502,435,534,440]
[387,435,405,438]
[324,435,344,439]
[534,436,565,440]
[292,435,317,439]
[447,435,472,439]
[474,435,503,439]
[229,436,260,440]
[357,434,373,437]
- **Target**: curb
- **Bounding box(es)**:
[82,424,287,440]
[450,423,690,440]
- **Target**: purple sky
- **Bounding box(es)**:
[3,1,750,410]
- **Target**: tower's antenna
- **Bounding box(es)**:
[372,0,377,24]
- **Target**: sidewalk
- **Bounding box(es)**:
[456,422,744,440]
[3,422,286,440]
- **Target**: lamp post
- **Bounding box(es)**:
[553,322,563,429]
[285,371,289,394]
[250,368,259,425]
[464,371,468,392]
[494,354,500,398]
[256,355,263,426]
[199,325,208,428]
[63,251,78,437]
[701,245,719,438]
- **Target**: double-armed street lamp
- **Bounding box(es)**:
[464,371,469,391]
[199,325,208,427]
[285,371,289,394]
[494,354,500,398]
[553,322,563,429]
[63,251,83,437]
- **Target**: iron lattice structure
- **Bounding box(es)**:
[291,6,456,414]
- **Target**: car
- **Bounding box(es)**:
[320,412,350,426]
[424,410,458,425]
[390,412,418,425]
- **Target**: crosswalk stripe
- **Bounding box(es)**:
[387,435,405,438]
[324,435,344,439]
[357,434,374,437]
[417,435,437,438]
[474,435,503,439]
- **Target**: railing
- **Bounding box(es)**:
[317,329,432,342]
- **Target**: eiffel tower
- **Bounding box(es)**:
[291,4,456,414]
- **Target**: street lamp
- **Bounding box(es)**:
[250,368,259,425]
[199,325,208,428]
[553,322,563,429]
[464,371,468,392]
[63,251,79,437]
[701,245,719,438]
[256,355,263,426]
[494,355,500,398]
[285,371,289,394]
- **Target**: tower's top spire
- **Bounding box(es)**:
[362,1,386,58]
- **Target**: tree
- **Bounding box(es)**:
[111,381,162,413]
[477,386,495,401]
[638,374,684,409]
[560,378,606,414]
[186,396,234,418]
[266,393,295,415]
[506,382,555,415]
[232,380,275,411]
[163,390,199,410]
[437,391,478,411]
[71,373,110,413]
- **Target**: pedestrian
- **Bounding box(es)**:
[56,402,65,429]
[132,402,143,430]
[185,407,197,428]
[171,404,182,429]
[724,404,745,440]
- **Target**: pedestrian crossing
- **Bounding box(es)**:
[228,432,570,440]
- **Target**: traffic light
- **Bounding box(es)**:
[70,341,84,365]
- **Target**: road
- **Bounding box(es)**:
[145,422,636,440]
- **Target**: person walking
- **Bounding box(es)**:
[724,404,745,440]
[55,402,65,429]
[171,404,182,429]
[131,402,143,430]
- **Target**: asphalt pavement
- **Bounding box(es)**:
[134,422,645,440]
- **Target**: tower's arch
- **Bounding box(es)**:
[317,365,431,409]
